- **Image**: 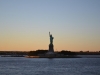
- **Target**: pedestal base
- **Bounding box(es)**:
[45,43,55,57]
[49,44,54,52]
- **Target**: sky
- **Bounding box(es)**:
[0,0,100,51]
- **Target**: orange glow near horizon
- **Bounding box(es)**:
[0,33,100,52]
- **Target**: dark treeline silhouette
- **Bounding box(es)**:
[28,50,100,56]
[0,51,28,55]
[28,50,48,56]
[58,50,76,55]
[76,51,100,55]
[0,50,100,56]
[28,50,77,56]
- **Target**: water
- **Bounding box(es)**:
[0,57,100,75]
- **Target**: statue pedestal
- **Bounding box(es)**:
[49,44,54,52]
[45,43,55,57]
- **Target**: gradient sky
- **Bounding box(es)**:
[0,0,100,51]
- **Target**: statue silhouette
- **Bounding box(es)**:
[49,32,54,44]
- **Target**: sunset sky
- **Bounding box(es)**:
[0,0,100,51]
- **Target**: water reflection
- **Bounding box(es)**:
[0,57,100,75]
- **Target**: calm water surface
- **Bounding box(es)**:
[0,57,100,75]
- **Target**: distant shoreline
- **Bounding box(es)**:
[1,55,100,58]
[25,55,81,58]
[26,55,100,58]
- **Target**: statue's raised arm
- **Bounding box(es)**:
[49,32,50,36]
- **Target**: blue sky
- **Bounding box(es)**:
[0,0,100,51]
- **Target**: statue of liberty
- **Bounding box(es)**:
[49,32,54,44]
